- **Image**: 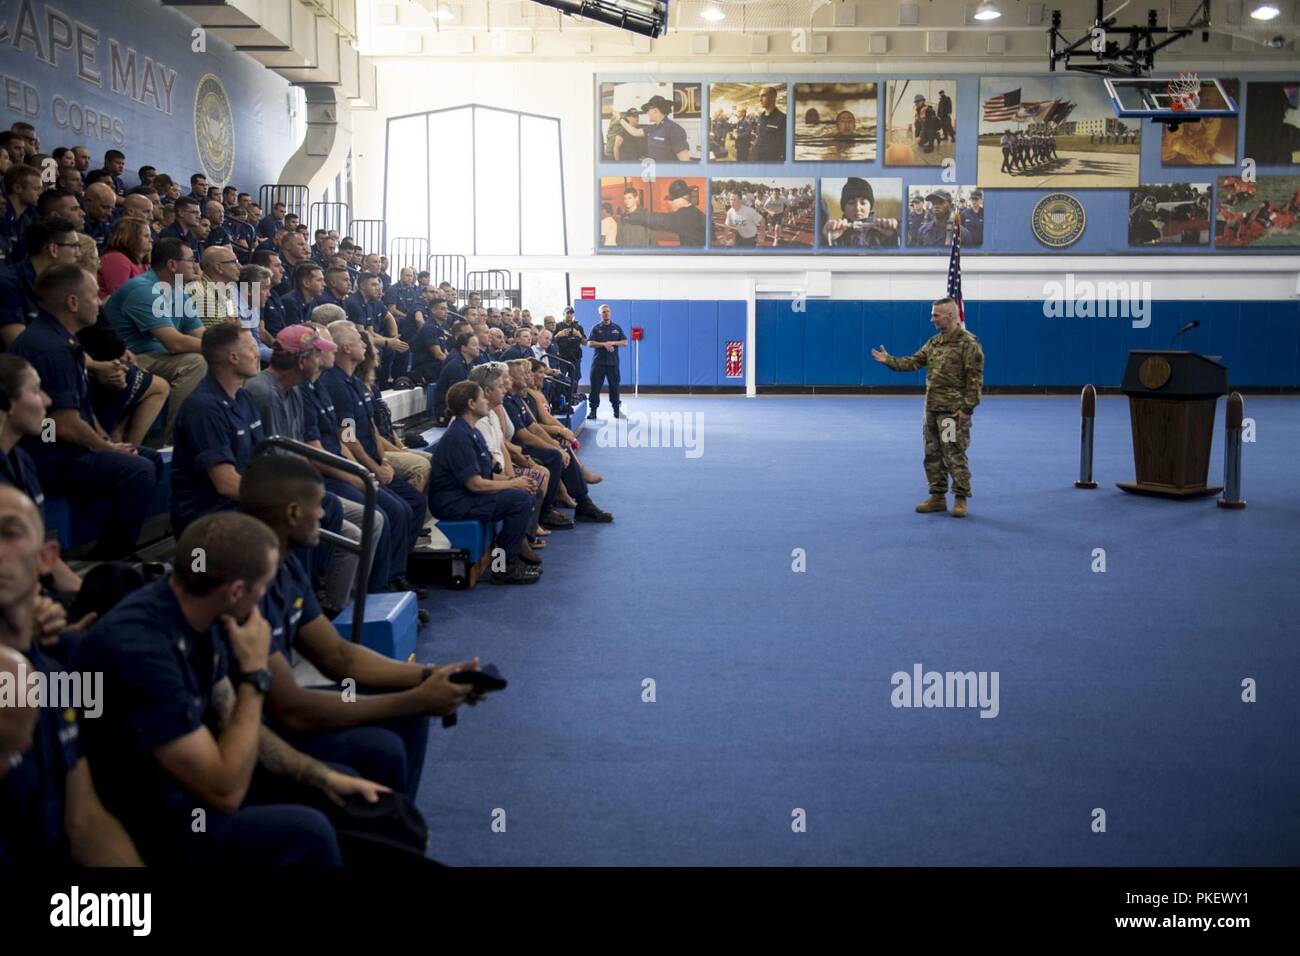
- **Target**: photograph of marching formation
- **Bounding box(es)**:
[906,185,984,247]
[819,177,903,248]
[599,176,708,248]
[1127,184,1213,246]
[707,82,789,163]
[793,82,879,162]
[1161,79,1239,166]
[709,178,815,248]
[1215,175,1300,248]
[599,81,703,162]
[1242,81,1300,165]
[978,75,1141,188]
[884,79,957,167]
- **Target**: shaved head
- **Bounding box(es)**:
[122,194,152,221]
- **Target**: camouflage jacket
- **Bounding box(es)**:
[884,326,984,412]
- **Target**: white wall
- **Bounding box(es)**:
[351,58,1300,303]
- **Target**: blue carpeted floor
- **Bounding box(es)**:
[413,395,1300,866]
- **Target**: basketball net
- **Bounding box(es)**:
[1167,72,1201,112]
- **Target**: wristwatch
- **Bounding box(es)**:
[234,668,273,694]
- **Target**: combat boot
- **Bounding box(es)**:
[952,497,968,518]
[915,494,947,514]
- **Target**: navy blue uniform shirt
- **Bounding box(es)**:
[432,353,469,419]
[427,416,493,513]
[0,444,44,519]
[297,379,342,456]
[588,321,626,368]
[70,577,229,856]
[0,644,82,865]
[261,552,322,665]
[10,314,96,456]
[320,366,379,459]
[346,294,386,332]
[171,375,265,532]
[159,222,201,257]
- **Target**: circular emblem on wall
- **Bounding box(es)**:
[1031,193,1086,248]
[194,73,235,187]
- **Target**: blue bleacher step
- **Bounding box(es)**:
[333,590,418,661]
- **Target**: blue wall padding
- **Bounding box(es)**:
[572,298,1300,387]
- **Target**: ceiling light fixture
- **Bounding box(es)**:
[973,1,1002,21]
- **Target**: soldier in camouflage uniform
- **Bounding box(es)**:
[870,297,984,517]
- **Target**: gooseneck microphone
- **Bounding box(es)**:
[1169,320,1200,349]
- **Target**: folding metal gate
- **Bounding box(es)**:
[258,185,309,226]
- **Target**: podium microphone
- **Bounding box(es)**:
[1169,320,1199,349]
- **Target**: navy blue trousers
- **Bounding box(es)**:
[32,444,163,559]
[429,487,532,557]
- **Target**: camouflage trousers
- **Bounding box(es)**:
[923,409,972,498]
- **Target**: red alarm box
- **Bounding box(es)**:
[631,327,644,341]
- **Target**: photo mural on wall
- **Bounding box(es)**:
[709,178,815,249]
[707,82,789,163]
[600,176,708,248]
[1243,82,1300,166]
[1162,79,1239,166]
[1127,184,1213,246]
[1216,175,1300,248]
[793,82,878,162]
[885,80,957,167]
[978,75,1141,188]
[593,74,1299,254]
[599,82,703,163]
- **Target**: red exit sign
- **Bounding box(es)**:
[580,287,596,299]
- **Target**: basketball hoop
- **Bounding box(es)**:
[1167,72,1201,112]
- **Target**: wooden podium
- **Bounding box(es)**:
[1118,351,1228,499]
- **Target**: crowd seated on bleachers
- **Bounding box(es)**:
[0,120,616,866]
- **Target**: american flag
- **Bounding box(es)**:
[983,88,1028,121]
[948,210,965,326]
[983,88,1068,125]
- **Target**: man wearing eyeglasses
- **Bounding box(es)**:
[191,247,242,329]
[104,238,208,444]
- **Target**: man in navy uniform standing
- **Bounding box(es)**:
[587,303,627,420]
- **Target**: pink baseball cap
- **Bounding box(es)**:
[275,324,337,354]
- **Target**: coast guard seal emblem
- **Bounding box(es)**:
[1031,193,1086,248]
[194,73,235,187]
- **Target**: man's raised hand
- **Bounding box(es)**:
[870,345,890,364]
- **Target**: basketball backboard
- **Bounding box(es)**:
[1105,77,1238,121]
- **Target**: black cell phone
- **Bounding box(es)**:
[448,663,507,692]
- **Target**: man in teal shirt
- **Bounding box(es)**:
[104,237,208,444]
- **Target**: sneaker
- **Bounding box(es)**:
[491,561,542,585]
[575,500,613,523]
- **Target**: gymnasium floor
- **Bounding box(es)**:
[413,395,1300,866]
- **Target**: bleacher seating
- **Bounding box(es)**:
[332,590,418,660]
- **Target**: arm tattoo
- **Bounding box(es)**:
[257,725,332,790]
[210,678,236,730]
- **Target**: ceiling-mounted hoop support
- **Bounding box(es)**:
[1048,0,1211,77]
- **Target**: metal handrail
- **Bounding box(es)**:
[255,437,377,643]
